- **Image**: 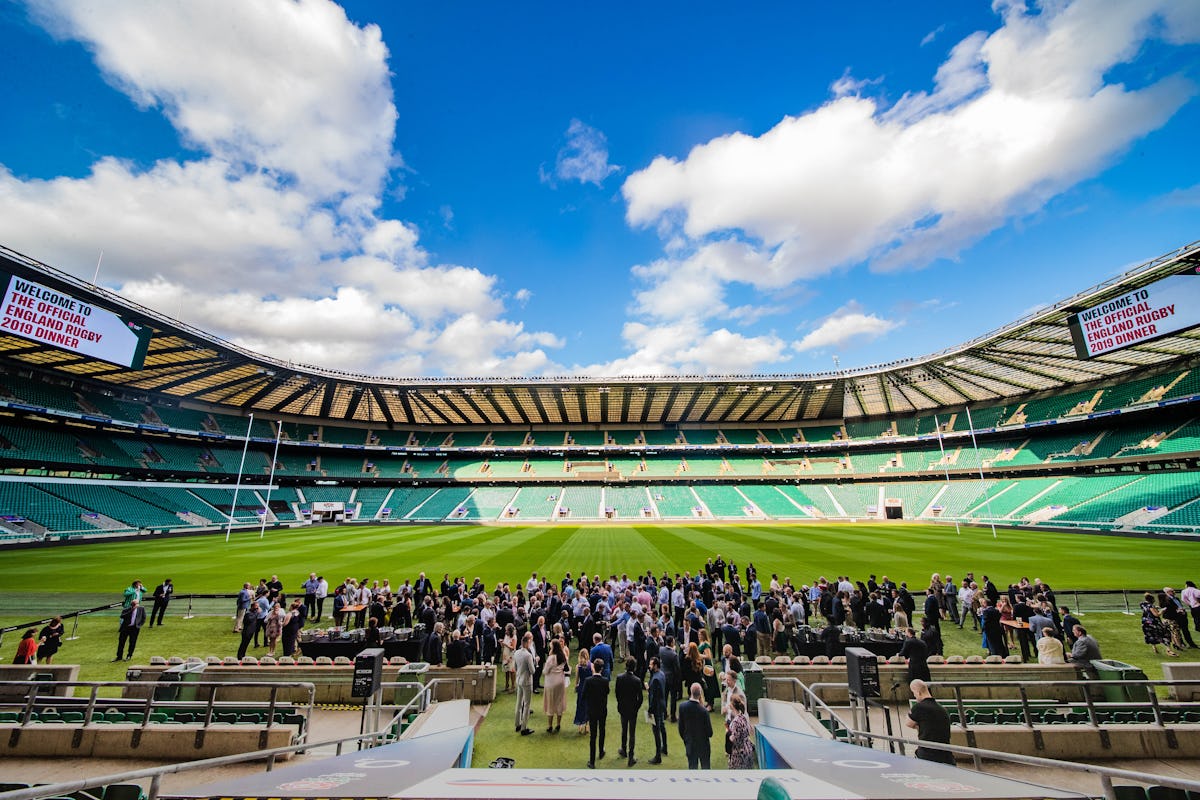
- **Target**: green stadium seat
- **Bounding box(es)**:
[103,785,147,800]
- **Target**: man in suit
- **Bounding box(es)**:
[677,682,713,769]
[584,658,611,768]
[234,582,253,633]
[647,656,668,764]
[657,636,682,722]
[423,622,444,666]
[615,657,643,767]
[513,632,536,735]
[1012,594,1035,662]
[150,578,173,627]
[114,599,147,661]
[589,631,614,679]
[979,598,1008,657]
[531,616,549,692]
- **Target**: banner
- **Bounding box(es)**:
[0,272,152,368]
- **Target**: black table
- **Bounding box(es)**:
[299,638,423,661]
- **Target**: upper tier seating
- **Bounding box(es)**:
[844,420,893,440]
[719,429,762,445]
[1,380,79,411]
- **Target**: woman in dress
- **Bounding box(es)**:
[37,617,64,664]
[891,601,909,631]
[542,638,569,733]
[772,611,789,655]
[501,623,517,692]
[997,596,1016,648]
[12,629,38,665]
[264,602,285,657]
[695,631,720,708]
[725,695,756,769]
[572,647,592,734]
[1151,593,1182,655]
[682,642,707,708]
[1142,592,1180,652]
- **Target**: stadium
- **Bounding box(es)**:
[3,0,1200,798]
[2,240,1200,800]
[1,242,1199,538]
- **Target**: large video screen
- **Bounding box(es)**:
[0,272,152,369]
[1067,271,1200,359]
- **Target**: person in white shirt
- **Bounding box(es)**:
[958,583,978,630]
[789,596,807,627]
[315,576,328,622]
[1036,627,1065,665]
[1183,581,1200,635]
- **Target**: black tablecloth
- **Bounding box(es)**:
[299,639,423,661]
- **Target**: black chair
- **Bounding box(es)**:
[1112,786,1147,800]
[1147,786,1188,800]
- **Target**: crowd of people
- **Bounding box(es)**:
[211,557,1199,768]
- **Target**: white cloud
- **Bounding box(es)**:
[545,119,620,187]
[796,301,898,352]
[574,322,790,377]
[921,24,947,47]
[27,0,396,199]
[792,302,897,352]
[623,0,1198,285]
[0,0,559,378]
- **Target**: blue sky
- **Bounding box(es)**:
[0,0,1197,378]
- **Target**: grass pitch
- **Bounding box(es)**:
[0,520,1194,686]
[0,521,1192,596]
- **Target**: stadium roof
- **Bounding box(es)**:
[2,241,1199,426]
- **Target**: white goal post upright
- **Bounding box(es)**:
[260,419,283,538]
[933,414,960,536]
[224,413,254,543]
[964,405,998,538]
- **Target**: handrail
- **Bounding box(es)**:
[0,681,461,800]
[925,678,1200,731]
[842,726,1200,800]
[0,679,316,736]
[764,677,854,736]
[0,717,413,800]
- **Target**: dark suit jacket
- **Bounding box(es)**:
[615,670,644,717]
[120,605,146,630]
[584,673,610,718]
[423,632,443,665]
[721,624,741,656]
[676,698,712,752]
[648,670,667,716]
[658,646,680,691]
[532,625,549,656]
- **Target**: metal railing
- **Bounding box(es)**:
[844,727,1200,800]
[764,676,854,736]
[0,679,315,740]
[926,677,1200,729]
[0,678,465,800]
